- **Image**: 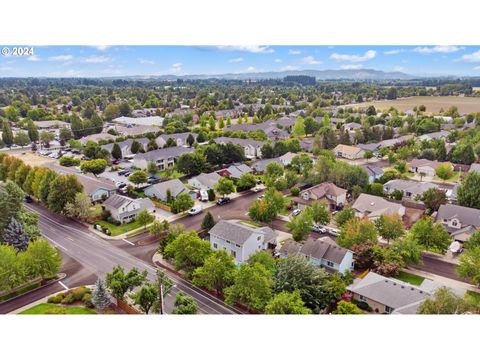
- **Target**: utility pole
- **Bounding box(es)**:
[156,269,174,315]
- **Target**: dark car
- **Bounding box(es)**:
[118,169,131,176]
[216,197,231,205]
[24,195,33,203]
[147,175,162,184]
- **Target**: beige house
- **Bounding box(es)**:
[333,144,365,160]
[299,182,347,209]
[352,193,405,220]
[409,159,453,178]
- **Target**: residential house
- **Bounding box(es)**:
[208,220,277,263]
[76,174,117,202]
[333,144,365,160]
[343,122,362,132]
[436,204,480,241]
[358,142,381,154]
[279,237,354,275]
[279,152,296,166]
[362,164,384,184]
[102,194,141,223]
[419,130,450,142]
[214,137,266,158]
[352,193,406,220]
[113,124,160,137]
[251,157,282,173]
[33,120,70,130]
[379,134,414,148]
[298,182,347,210]
[188,172,222,190]
[409,159,453,178]
[348,272,431,314]
[132,146,193,170]
[468,163,480,174]
[217,164,253,179]
[112,116,164,127]
[299,138,314,152]
[144,179,188,202]
[156,132,197,148]
[101,138,149,158]
[383,179,440,200]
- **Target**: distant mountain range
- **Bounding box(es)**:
[140,69,416,81]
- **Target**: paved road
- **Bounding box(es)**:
[24,202,241,314]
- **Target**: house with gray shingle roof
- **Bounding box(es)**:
[214,137,265,158]
[156,132,197,148]
[348,272,431,314]
[187,172,221,190]
[436,204,480,239]
[362,164,384,183]
[102,138,149,158]
[383,179,440,200]
[208,220,277,263]
[352,193,405,220]
[102,194,141,223]
[279,237,354,275]
[144,179,188,202]
[132,146,193,170]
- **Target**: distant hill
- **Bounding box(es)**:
[144,69,415,81]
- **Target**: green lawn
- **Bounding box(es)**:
[240,219,261,228]
[19,303,96,314]
[393,271,426,286]
[157,169,185,179]
[466,290,480,306]
[433,171,461,183]
[96,219,151,236]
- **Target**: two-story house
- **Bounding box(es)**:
[298,182,347,210]
[436,204,480,245]
[213,137,266,159]
[102,194,142,223]
[279,237,354,275]
[132,146,194,170]
[208,220,277,264]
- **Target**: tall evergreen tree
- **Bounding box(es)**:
[2,120,14,147]
[92,278,111,310]
[1,218,30,251]
[111,143,122,160]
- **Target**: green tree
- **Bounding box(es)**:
[0,180,25,239]
[0,245,25,291]
[193,250,237,295]
[171,192,194,213]
[38,170,57,204]
[19,239,61,279]
[40,131,55,147]
[1,218,30,251]
[47,174,83,213]
[420,188,447,212]
[417,287,470,314]
[224,263,273,311]
[332,300,362,314]
[130,140,142,154]
[248,189,284,223]
[105,266,147,300]
[311,201,331,225]
[264,290,311,314]
[92,278,111,310]
[409,217,450,253]
[457,172,480,209]
[374,214,404,244]
[186,133,195,147]
[214,177,235,197]
[457,247,480,286]
[176,152,210,176]
[464,231,480,251]
[80,159,108,177]
[290,153,313,174]
[172,292,198,314]
[14,131,30,147]
[130,283,159,314]
[237,172,257,190]
[104,103,120,121]
[291,116,306,137]
[364,150,373,163]
[111,143,122,160]
[248,251,277,275]
[164,231,212,275]
[137,209,154,229]
[27,120,39,142]
[335,207,355,227]
[149,219,169,237]
[435,163,453,181]
[2,120,14,147]
[391,237,422,265]
[286,208,314,241]
[337,217,378,249]
[128,170,148,186]
[146,161,158,175]
[64,192,95,221]
[201,212,216,231]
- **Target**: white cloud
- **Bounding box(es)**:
[48,55,74,62]
[244,66,256,72]
[413,45,462,54]
[281,65,300,71]
[0,66,13,72]
[288,49,301,55]
[215,45,274,53]
[459,50,480,62]
[474,66,480,70]
[340,64,363,70]
[27,55,40,62]
[274,58,282,63]
[83,56,111,63]
[300,56,322,65]
[393,66,406,72]
[169,62,183,74]
[330,50,376,62]
[138,58,155,65]
[384,49,403,55]
[228,57,244,63]
[92,45,111,51]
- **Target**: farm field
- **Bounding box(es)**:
[344,96,480,114]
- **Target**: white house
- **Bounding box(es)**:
[409,159,453,178]
[279,237,354,275]
[156,132,197,148]
[208,220,277,264]
[333,144,365,160]
[102,194,141,223]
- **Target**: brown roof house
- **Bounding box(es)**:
[333,144,365,160]
[352,193,405,221]
[409,159,453,178]
[298,182,347,210]
[279,237,354,275]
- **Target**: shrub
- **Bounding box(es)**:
[82,293,93,308]
[291,187,300,196]
[101,210,111,221]
[59,156,80,167]
[354,300,372,312]
[61,293,75,304]
[71,286,90,301]
[47,293,64,304]
[106,216,121,226]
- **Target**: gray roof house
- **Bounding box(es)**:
[187,172,222,190]
[132,146,193,170]
[252,157,282,173]
[221,164,253,179]
[348,272,431,314]
[156,132,197,148]
[214,137,266,158]
[436,204,480,237]
[383,179,439,200]
[357,142,381,153]
[362,164,384,183]
[75,174,117,202]
[352,193,406,220]
[144,178,188,202]
[102,138,149,158]
[102,194,141,223]
[209,220,277,263]
[279,237,354,275]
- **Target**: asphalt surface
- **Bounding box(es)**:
[22,202,242,314]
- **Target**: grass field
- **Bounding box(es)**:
[19,303,96,314]
[96,219,151,236]
[466,290,480,306]
[344,96,480,114]
[393,271,426,286]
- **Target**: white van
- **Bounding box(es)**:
[200,189,209,201]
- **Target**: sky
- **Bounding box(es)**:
[1,45,480,78]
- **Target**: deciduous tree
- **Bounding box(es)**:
[192,250,237,295]
[264,290,311,314]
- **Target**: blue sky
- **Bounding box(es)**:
[1,45,480,77]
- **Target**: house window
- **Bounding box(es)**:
[326,261,334,267]
[231,250,236,258]
[213,243,218,249]
[452,220,458,227]
[235,244,240,248]
[226,240,231,244]
[359,295,367,301]
[257,236,261,241]
[385,306,394,314]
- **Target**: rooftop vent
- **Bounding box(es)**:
[370,202,375,206]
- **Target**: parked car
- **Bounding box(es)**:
[312,224,327,233]
[251,186,261,193]
[187,205,202,216]
[216,197,231,206]
[147,175,162,185]
[115,181,127,189]
[200,189,209,201]
[24,195,33,203]
[291,209,302,217]
[327,227,340,237]
[118,169,130,176]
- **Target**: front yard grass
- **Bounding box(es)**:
[393,271,426,286]
[433,171,461,183]
[157,169,185,179]
[19,303,96,314]
[466,290,480,306]
[96,219,151,236]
